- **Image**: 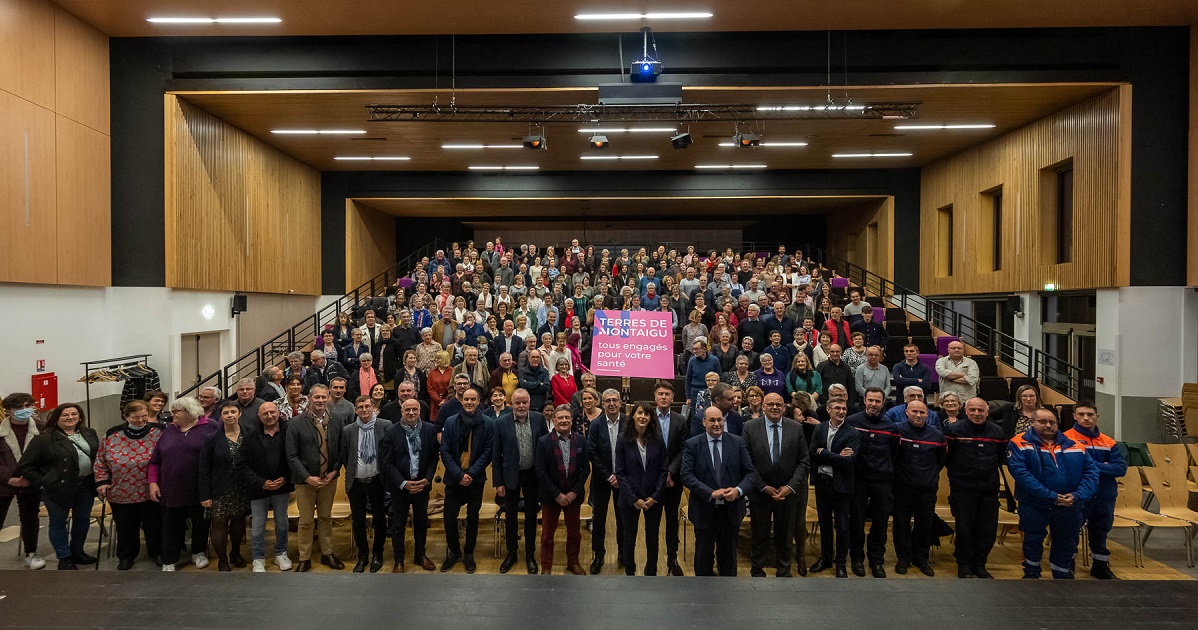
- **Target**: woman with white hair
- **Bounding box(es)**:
[151,396,220,571]
[258,366,286,403]
[414,327,440,373]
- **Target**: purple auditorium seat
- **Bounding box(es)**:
[937,335,959,356]
[918,354,939,384]
[830,277,849,289]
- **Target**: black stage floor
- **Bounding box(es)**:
[1,572,1196,629]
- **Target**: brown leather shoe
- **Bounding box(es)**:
[420,556,436,571]
[567,563,587,576]
[392,562,405,574]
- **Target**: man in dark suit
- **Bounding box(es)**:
[742,392,810,577]
[682,406,757,577]
[438,388,494,574]
[490,319,526,369]
[535,405,590,575]
[809,398,860,578]
[587,388,627,574]
[689,382,744,438]
[653,380,689,576]
[536,309,561,340]
[340,396,392,573]
[303,350,350,395]
[379,399,439,573]
[492,388,548,574]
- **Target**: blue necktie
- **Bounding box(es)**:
[712,438,723,487]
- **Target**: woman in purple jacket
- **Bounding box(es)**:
[150,397,219,571]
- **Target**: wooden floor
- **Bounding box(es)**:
[6,498,1187,580]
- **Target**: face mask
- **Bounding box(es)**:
[12,407,36,421]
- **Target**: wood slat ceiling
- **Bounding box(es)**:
[53,0,1198,37]
[178,83,1119,172]
[356,196,886,217]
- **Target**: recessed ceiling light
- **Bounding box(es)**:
[333,156,411,161]
[147,17,282,24]
[757,104,867,112]
[441,144,524,149]
[574,12,713,20]
[468,165,540,170]
[577,128,676,133]
[579,155,659,160]
[717,141,808,147]
[831,153,913,158]
[694,164,768,169]
[272,129,366,135]
[893,124,996,130]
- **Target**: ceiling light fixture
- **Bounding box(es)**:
[577,128,676,133]
[272,129,365,135]
[718,141,807,147]
[441,144,524,149]
[893,124,996,130]
[731,132,761,148]
[670,132,693,149]
[333,156,411,161]
[574,12,713,20]
[468,166,540,171]
[579,155,659,160]
[694,164,768,169]
[522,135,547,150]
[147,17,282,24]
[831,153,913,158]
[588,135,610,150]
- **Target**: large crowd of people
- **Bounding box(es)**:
[0,239,1125,579]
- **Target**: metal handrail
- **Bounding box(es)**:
[805,244,1082,401]
[178,238,450,398]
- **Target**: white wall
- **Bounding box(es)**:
[1010,292,1042,353]
[2,284,337,417]
[1095,286,1198,438]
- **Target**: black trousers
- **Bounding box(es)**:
[949,487,999,570]
[0,488,42,554]
[589,481,624,558]
[694,509,740,577]
[851,477,893,565]
[814,475,853,564]
[749,495,797,574]
[660,484,684,564]
[443,482,484,556]
[161,504,209,565]
[791,482,810,565]
[109,501,162,562]
[347,477,388,560]
[390,487,430,564]
[892,484,937,565]
[621,503,663,575]
[502,468,540,557]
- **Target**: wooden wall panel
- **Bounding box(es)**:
[55,115,110,286]
[0,0,56,110]
[827,198,894,280]
[345,200,397,290]
[0,90,57,284]
[919,88,1124,295]
[53,5,109,134]
[164,95,322,295]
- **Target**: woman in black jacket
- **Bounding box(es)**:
[13,403,100,570]
[198,401,250,571]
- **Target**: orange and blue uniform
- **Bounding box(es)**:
[1007,428,1099,578]
[1063,425,1127,563]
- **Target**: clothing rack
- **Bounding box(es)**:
[79,354,154,424]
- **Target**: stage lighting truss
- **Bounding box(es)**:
[365,102,920,124]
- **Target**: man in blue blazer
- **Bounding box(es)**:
[682,405,757,577]
[491,389,547,574]
[379,399,440,573]
[438,388,494,574]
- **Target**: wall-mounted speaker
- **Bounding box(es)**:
[231,294,248,316]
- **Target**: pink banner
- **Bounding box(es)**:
[590,310,675,379]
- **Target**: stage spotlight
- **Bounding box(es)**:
[589,134,610,149]
[733,132,760,148]
[670,132,693,149]
[522,135,547,150]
